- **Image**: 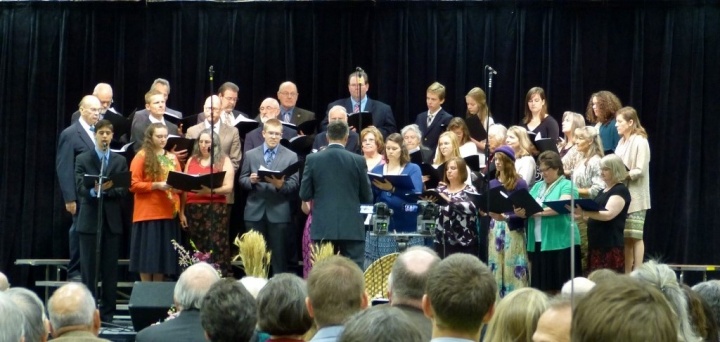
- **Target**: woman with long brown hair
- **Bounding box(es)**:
[522,87,559,142]
[586,90,622,151]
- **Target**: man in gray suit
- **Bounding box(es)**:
[277,81,315,127]
[300,121,373,269]
[239,118,299,274]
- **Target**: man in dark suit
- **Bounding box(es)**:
[243,98,297,154]
[323,70,397,138]
[135,262,220,342]
[277,81,315,127]
[71,83,129,146]
[56,95,101,280]
[300,121,373,269]
[313,105,360,154]
[74,119,129,323]
[415,82,453,159]
[129,90,183,157]
[388,246,440,342]
[196,81,250,124]
[239,119,299,274]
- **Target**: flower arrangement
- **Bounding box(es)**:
[233,230,272,279]
[310,241,335,266]
[170,239,220,274]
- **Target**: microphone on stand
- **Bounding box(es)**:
[209,65,215,81]
[485,65,498,75]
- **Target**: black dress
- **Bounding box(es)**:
[587,183,631,273]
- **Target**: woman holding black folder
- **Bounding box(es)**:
[486,146,529,297]
[129,123,182,282]
[570,154,630,274]
[514,151,580,292]
[178,129,235,276]
[365,133,424,267]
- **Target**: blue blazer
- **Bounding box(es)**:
[415,109,453,158]
[300,144,373,241]
[371,163,423,232]
[56,121,96,203]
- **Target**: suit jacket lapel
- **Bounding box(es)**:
[76,123,95,150]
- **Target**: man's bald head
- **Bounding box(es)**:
[174,262,221,311]
[78,95,101,126]
[204,95,222,123]
[328,105,348,123]
[389,246,440,305]
[47,283,98,337]
[533,298,572,342]
[277,81,299,109]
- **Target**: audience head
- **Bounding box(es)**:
[616,106,648,138]
[201,278,257,342]
[348,70,369,101]
[560,277,596,297]
[401,124,424,151]
[361,126,384,157]
[277,81,300,110]
[339,305,424,342]
[561,111,585,137]
[238,276,268,299]
[485,287,549,342]
[523,87,548,123]
[506,126,536,158]
[631,261,702,342]
[423,254,496,339]
[434,131,461,165]
[307,255,367,327]
[600,154,628,185]
[0,271,9,291]
[692,280,720,330]
[203,95,222,123]
[0,292,26,342]
[465,87,490,119]
[151,78,171,99]
[586,90,622,124]
[587,268,621,284]
[327,105,349,124]
[92,83,114,115]
[259,98,281,122]
[447,117,471,144]
[47,283,99,338]
[533,296,572,342]
[218,82,239,112]
[487,123,507,152]
[6,287,49,342]
[384,133,410,165]
[257,274,313,338]
[682,283,719,342]
[389,246,440,306]
[572,275,677,342]
[327,120,350,144]
[78,95,102,126]
[174,262,221,311]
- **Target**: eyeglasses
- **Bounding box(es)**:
[259,106,279,111]
[539,167,554,173]
[222,96,238,102]
[278,92,299,98]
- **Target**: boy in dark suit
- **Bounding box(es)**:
[415,82,453,160]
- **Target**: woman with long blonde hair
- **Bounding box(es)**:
[483,288,549,342]
[505,126,537,187]
[465,87,495,151]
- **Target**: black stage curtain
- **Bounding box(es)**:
[1,1,718,286]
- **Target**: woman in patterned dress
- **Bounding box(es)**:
[486,145,529,297]
[178,129,235,276]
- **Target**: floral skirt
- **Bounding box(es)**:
[587,247,624,274]
[185,203,231,276]
[302,213,313,278]
[487,220,529,298]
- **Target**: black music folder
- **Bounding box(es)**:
[347,111,373,131]
[166,171,226,192]
[466,115,488,141]
[465,186,514,214]
[507,188,544,217]
[83,171,131,189]
[282,120,318,136]
[543,199,606,214]
[163,113,199,129]
[165,135,195,152]
[367,173,415,190]
[533,138,559,155]
[418,163,446,190]
[280,135,314,156]
[257,161,302,181]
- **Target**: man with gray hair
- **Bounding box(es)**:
[0,292,26,342]
[135,262,220,342]
[47,283,107,341]
[6,287,49,342]
[244,97,297,153]
[388,246,440,341]
[71,83,129,144]
[312,105,360,154]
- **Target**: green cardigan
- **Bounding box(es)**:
[526,177,581,252]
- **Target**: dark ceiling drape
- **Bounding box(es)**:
[1,1,718,286]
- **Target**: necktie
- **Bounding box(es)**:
[427,114,434,126]
[90,125,96,133]
[353,103,360,113]
[283,111,291,123]
[265,149,275,167]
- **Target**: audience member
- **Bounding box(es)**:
[135,262,220,342]
[631,260,701,342]
[0,292,26,342]
[0,271,8,291]
[306,255,368,342]
[201,278,257,342]
[484,287,549,342]
[339,306,424,342]
[571,276,677,342]
[586,268,620,284]
[532,296,571,342]
[693,280,720,331]
[388,246,441,341]
[422,253,497,342]
[239,276,269,299]
[560,277,595,297]
[257,274,313,341]
[6,287,49,342]
[47,283,107,341]
[682,283,720,342]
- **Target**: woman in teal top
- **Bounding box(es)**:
[514,151,580,292]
